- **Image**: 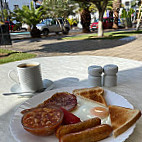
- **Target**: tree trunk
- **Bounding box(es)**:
[113,0,121,29]
[136,5,142,31]
[113,10,119,29]
[109,10,113,17]
[81,7,91,33]
[136,14,142,31]
[98,11,104,37]
[98,20,103,37]
[94,0,108,37]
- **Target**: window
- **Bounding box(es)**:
[57,19,63,25]
[47,19,52,25]
[41,20,46,24]
[14,5,19,10]
[51,19,56,25]
[125,2,129,6]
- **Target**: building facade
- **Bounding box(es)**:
[6,0,43,11]
[122,0,133,10]
[122,0,141,11]
[8,0,33,11]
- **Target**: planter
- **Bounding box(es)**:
[30,27,41,38]
[123,18,132,28]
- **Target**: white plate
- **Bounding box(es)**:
[10,79,54,96]
[9,87,135,142]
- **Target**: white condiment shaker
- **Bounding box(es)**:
[103,64,118,87]
[88,65,103,87]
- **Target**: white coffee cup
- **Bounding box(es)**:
[8,62,44,92]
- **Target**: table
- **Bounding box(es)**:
[0,55,142,142]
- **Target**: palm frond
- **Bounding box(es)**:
[13,1,46,27]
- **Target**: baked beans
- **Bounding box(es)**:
[21,106,63,136]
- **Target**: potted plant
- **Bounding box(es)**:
[14,2,46,38]
[121,8,135,28]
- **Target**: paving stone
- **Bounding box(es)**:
[2,33,142,61]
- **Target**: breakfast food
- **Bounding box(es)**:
[21,106,63,136]
[72,94,111,125]
[38,92,77,111]
[21,92,77,114]
[20,86,141,141]
[59,124,112,142]
[56,117,101,138]
[60,107,81,125]
[109,105,141,137]
[90,107,109,119]
[73,87,107,106]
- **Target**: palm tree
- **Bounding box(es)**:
[3,9,9,21]
[121,8,135,28]
[74,2,91,33]
[42,0,77,33]
[0,8,11,21]
[14,1,46,38]
[112,0,121,29]
[67,18,77,28]
[81,6,91,33]
[93,0,109,37]
[136,4,142,31]
[106,0,113,17]
[43,0,77,18]
[75,0,110,36]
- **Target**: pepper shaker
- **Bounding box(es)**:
[88,65,103,87]
[103,64,118,87]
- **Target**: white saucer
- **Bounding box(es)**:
[10,79,54,96]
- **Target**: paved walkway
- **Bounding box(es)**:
[2,31,142,61]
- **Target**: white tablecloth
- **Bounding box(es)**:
[0,55,142,142]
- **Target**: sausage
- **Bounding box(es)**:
[56,117,101,138]
[59,124,112,142]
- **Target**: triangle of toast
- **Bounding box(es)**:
[73,87,107,106]
[109,105,141,137]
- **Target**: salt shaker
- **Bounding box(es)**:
[88,65,103,87]
[103,64,118,87]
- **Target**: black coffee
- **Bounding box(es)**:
[18,64,36,68]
